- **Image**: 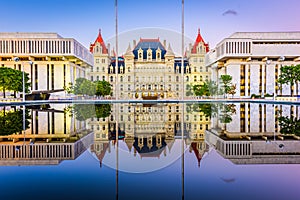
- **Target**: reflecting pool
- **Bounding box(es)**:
[0,102,300,200]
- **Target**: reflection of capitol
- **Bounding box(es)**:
[89,103,210,167]
[0,105,93,165]
[206,103,300,164]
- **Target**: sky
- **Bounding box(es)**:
[1,0,300,54]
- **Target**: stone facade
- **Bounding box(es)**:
[88,29,210,99]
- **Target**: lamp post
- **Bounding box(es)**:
[262,59,271,98]
[277,56,285,98]
[13,57,33,102]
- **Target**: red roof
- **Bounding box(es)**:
[90,29,108,54]
[191,28,209,54]
[191,142,202,167]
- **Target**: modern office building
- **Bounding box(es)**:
[89,29,210,99]
[206,32,300,97]
[0,32,93,98]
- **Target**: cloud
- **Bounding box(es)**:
[222,9,238,16]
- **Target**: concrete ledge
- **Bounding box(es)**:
[1,98,300,107]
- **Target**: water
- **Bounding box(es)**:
[0,102,299,200]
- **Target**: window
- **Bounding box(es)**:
[128,76,131,82]
[91,76,94,81]
[96,59,99,63]
[194,76,197,82]
[128,67,131,72]
[169,76,172,82]
[186,76,189,81]
[110,76,113,82]
[97,76,99,81]
[102,76,105,81]
[194,67,197,72]
[96,67,99,72]
[176,76,179,82]
[102,59,105,63]
[176,66,179,73]
[102,67,105,72]
[200,66,203,72]
[120,76,123,82]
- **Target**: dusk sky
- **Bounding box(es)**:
[1,0,300,53]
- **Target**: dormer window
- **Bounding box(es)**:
[147,48,152,61]
[156,47,161,61]
[138,47,143,61]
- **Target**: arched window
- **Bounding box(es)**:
[110,76,113,82]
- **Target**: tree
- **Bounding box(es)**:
[278,65,296,96]
[220,75,233,98]
[294,65,300,96]
[185,84,194,96]
[0,108,30,135]
[95,81,112,96]
[206,80,219,97]
[227,84,237,98]
[64,82,74,94]
[193,80,219,98]
[0,67,30,98]
[278,115,300,136]
[73,78,96,96]
[69,104,112,121]
[193,83,209,97]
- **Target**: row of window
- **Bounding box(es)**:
[0,39,72,54]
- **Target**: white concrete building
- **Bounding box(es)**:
[0,32,93,98]
[206,32,300,97]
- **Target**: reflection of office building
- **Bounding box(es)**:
[0,105,93,165]
[206,103,300,164]
[0,32,93,97]
[89,29,210,99]
[206,32,300,97]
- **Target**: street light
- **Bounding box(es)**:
[13,57,33,102]
[262,59,271,98]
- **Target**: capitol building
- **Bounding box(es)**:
[88,29,210,99]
